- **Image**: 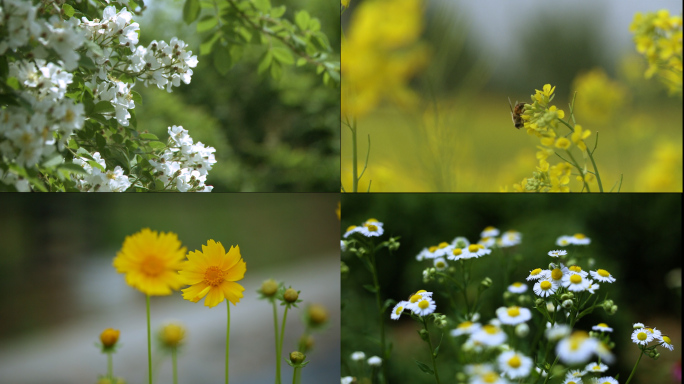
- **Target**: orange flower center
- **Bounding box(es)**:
[141,256,164,276]
[204,266,225,286]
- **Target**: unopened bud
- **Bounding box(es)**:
[100,328,120,349]
[283,288,299,303]
[289,351,306,364]
[562,299,573,309]
[261,279,278,297]
[515,323,529,338]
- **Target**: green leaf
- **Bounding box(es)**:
[257,51,273,74]
[197,15,219,32]
[362,284,377,293]
[112,133,124,144]
[270,5,286,18]
[308,18,321,32]
[92,101,115,114]
[183,0,200,24]
[270,60,282,80]
[253,0,271,13]
[200,34,220,56]
[139,133,159,141]
[6,77,20,90]
[87,160,106,172]
[382,298,396,312]
[414,360,434,375]
[271,47,294,65]
[95,133,106,149]
[62,3,75,18]
[131,90,143,105]
[148,141,166,150]
[296,58,307,67]
[58,163,88,175]
[230,45,244,63]
[295,10,310,31]
[213,46,232,76]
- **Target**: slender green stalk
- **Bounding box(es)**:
[278,306,290,384]
[422,317,441,384]
[226,301,231,384]
[542,355,560,384]
[107,352,113,381]
[172,348,178,384]
[351,119,358,192]
[273,301,281,384]
[146,295,152,384]
[369,251,388,384]
[624,349,645,384]
[291,367,299,384]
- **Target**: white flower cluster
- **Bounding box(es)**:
[72,151,132,192]
[0,59,85,188]
[342,218,385,238]
[0,0,85,70]
[390,290,436,319]
[149,126,216,192]
[128,37,199,92]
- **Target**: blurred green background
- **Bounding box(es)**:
[341,193,681,383]
[133,0,340,192]
[341,0,682,192]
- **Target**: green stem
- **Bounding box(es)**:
[172,348,178,384]
[107,352,113,381]
[273,301,281,384]
[146,295,152,384]
[369,251,388,384]
[624,349,645,384]
[460,262,470,317]
[226,301,231,384]
[292,367,299,384]
[351,119,358,192]
[542,355,559,384]
[586,143,604,192]
[278,306,290,384]
[423,318,441,384]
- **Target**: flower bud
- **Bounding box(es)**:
[307,304,328,326]
[546,302,556,313]
[418,329,429,342]
[503,291,513,300]
[283,288,299,303]
[261,279,278,297]
[609,305,618,315]
[515,323,530,338]
[100,328,120,349]
[289,351,306,364]
[341,261,349,278]
[562,299,573,309]
[480,277,493,290]
[535,298,545,307]
[161,323,185,348]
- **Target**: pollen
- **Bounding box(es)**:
[429,245,438,252]
[204,266,225,286]
[598,323,608,328]
[541,281,552,290]
[438,242,449,249]
[141,256,164,276]
[597,269,610,277]
[662,335,672,344]
[570,274,582,284]
[410,294,422,303]
[507,307,521,317]
[458,321,473,329]
[569,265,582,272]
[573,233,586,239]
[453,248,463,256]
[508,355,521,368]
[418,300,429,309]
[637,332,648,341]
[468,244,479,252]
[483,325,498,334]
[552,268,563,280]
[531,268,542,275]
[395,306,404,315]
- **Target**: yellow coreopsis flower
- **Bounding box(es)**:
[113,228,186,296]
[180,240,246,308]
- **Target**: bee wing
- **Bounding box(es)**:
[508,97,515,113]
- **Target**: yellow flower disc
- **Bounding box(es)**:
[598,269,610,277]
[570,274,582,284]
[541,281,552,290]
[507,307,521,317]
[508,355,521,368]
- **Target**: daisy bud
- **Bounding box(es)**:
[515,323,530,338]
[261,279,279,297]
[341,262,349,278]
[283,288,299,303]
[535,298,545,307]
[503,291,513,300]
[388,237,400,251]
[100,328,120,349]
[456,372,467,381]
[289,351,305,364]
[562,299,573,309]
[480,277,493,290]
[418,329,429,342]
[609,305,618,314]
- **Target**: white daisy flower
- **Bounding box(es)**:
[481,226,500,238]
[590,269,616,283]
[594,376,618,384]
[350,351,366,361]
[343,225,361,238]
[497,350,533,379]
[508,282,528,294]
[631,328,654,345]
[465,244,492,258]
[565,369,586,380]
[545,324,571,341]
[367,356,382,366]
[363,218,383,228]
[496,306,532,325]
[534,279,558,297]
[499,230,522,248]
[341,377,354,384]
[535,366,548,378]
[585,362,608,373]
[359,222,384,237]
[478,236,496,249]
[451,236,470,248]
[411,297,436,317]
[433,257,448,271]
[592,323,613,332]
[562,273,592,292]
[556,331,598,365]
[556,235,574,247]
[586,281,600,294]
[658,335,674,351]
[451,321,481,337]
[567,265,589,278]
[595,341,615,364]
[570,233,591,245]
[391,301,409,320]
[448,247,467,261]
[470,324,507,347]
[633,322,645,329]
[430,242,452,258]
[527,268,550,281]
[341,240,346,252]
[548,249,567,257]
[645,327,662,339]
[416,247,431,261]
[471,371,510,384]
[562,378,583,384]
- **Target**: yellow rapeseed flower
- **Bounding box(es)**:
[179,240,246,308]
[571,125,591,152]
[113,228,186,296]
